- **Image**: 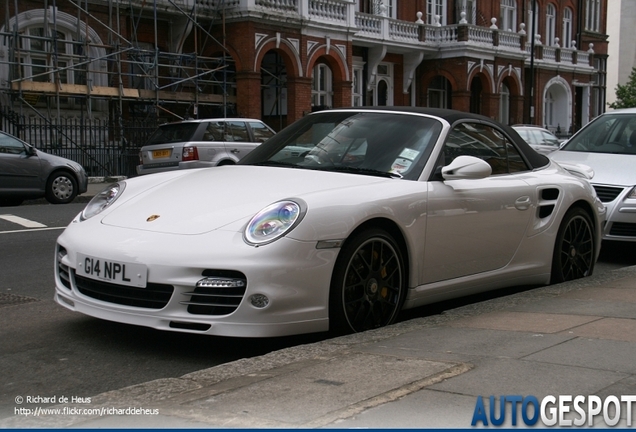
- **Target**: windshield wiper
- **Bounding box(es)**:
[312,165,402,178]
[252,160,306,168]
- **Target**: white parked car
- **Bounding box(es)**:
[55,108,604,337]
[136,118,275,175]
[550,108,636,242]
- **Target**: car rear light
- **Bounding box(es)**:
[182,146,199,161]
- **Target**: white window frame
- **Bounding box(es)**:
[373,62,393,106]
[527,1,539,39]
[562,8,573,48]
[546,4,556,46]
[427,0,446,25]
[312,63,333,108]
[544,90,555,128]
[500,0,517,32]
[352,60,365,107]
[585,0,600,32]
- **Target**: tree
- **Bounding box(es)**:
[609,67,636,109]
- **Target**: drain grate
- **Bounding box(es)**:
[0,293,41,307]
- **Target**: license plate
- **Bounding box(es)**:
[152,149,171,159]
[77,253,147,288]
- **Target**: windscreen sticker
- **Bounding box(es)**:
[399,148,420,160]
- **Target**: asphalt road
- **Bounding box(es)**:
[0,202,634,420]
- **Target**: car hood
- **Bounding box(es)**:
[35,149,84,172]
[101,166,388,235]
[549,150,636,186]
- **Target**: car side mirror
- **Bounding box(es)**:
[25,145,37,156]
[441,155,492,180]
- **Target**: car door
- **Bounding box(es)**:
[0,132,42,194]
[422,122,535,284]
[223,121,258,160]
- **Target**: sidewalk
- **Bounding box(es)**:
[2,261,636,428]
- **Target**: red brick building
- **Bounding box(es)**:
[0,0,608,174]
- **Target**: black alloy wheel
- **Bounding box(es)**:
[329,228,406,333]
[551,207,595,284]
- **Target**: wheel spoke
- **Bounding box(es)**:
[342,237,404,332]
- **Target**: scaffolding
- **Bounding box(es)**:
[0,0,235,176]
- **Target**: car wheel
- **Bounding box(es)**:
[45,171,78,204]
[551,207,595,284]
[329,228,406,334]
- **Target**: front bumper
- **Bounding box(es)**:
[55,223,337,337]
[594,184,636,242]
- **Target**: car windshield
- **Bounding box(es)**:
[146,123,199,145]
[515,128,560,147]
[562,113,636,155]
[240,111,442,180]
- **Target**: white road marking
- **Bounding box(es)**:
[0,227,65,234]
[0,214,47,228]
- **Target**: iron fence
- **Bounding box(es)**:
[0,107,158,178]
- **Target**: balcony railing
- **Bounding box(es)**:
[137,0,595,69]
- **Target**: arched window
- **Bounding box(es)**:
[562,8,573,48]
[500,0,517,32]
[15,26,86,86]
[546,4,556,46]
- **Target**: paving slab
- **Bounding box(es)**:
[448,311,602,333]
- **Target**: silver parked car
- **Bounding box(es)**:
[512,125,562,155]
[0,131,88,206]
[549,108,636,242]
[137,118,276,175]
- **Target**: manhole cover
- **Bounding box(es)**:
[0,292,40,307]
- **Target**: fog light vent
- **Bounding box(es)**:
[196,277,245,288]
[182,271,247,316]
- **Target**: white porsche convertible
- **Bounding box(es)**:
[55,108,605,337]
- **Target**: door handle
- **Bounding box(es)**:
[514,196,531,211]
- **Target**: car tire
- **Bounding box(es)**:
[45,171,78,204]
[550,207,595,284]
[329,228,406,334]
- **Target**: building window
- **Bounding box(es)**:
[352,66,364,107]
[427,0,446,25]
[428,76,450,109]
[456,0,476,25]
[373,63,393,106]
[312,63,333,108]
[562,8,573,48]
[499,83,510,124]
[546,4,556,46]
[585,0,600,32]
[16,26,85,86]
[544,91,555,128]
[500,0,517,32]
[527,1,539,38]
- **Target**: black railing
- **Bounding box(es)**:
[0,107,158,178]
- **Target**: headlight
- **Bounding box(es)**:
[628,187,636,199]
[244,200,306,246]
[80,182,126,221]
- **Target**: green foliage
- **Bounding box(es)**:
[609,67,636,109]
